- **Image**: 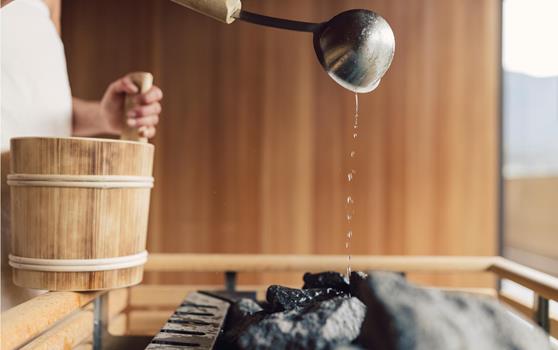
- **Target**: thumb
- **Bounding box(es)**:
[106,76,139,96]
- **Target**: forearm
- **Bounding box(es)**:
[72,98,115,136]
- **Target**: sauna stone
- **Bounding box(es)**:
[351,271,552,350]
[266,285,347,312]
[223,309,267,346]
[237,296,366,350]
[302,271,351,292]
[225,298,264,332]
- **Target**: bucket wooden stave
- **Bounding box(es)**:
[9,136,154,290]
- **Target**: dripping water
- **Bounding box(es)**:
[346,93,359,280]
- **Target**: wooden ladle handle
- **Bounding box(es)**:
[170,0,241,24]
[121,72,154,143]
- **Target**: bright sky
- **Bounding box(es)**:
[503,0,558,77]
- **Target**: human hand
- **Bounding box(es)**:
[100,74,163,138]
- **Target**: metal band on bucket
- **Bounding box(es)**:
[8,251,148,272]
[7,174,154,189]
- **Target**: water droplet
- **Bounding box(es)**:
[346,196,354,204]
[346,214,352,222]
[347,173,353,182]
[347,230,352,238]
[345,242,349,249]
[350,151,356,158]
[353,133,358,139]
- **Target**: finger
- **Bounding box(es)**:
[127,115,159,128]
[139,126,156,139]
[108,76,138,95]
[127,102,161,118]
[135,86,163,104]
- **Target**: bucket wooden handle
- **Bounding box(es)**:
[121,72,154,143]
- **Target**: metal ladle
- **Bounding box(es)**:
[236,9,395,93]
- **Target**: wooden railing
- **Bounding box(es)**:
[2,254,557,349]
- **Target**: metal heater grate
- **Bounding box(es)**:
[146,292,230,349]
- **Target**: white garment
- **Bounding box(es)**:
[1,0,72,152]
[1,0,72,311]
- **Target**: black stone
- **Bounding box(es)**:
[349,271,368,293]
[222,310,267,348]
[266,285,346,312]
[225,298,263,330]
[352,271,552,350]
[237,296,366,350]
[302,271,350,292]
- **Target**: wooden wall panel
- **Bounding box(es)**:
[505,177,558,276]
[62,0,500,287]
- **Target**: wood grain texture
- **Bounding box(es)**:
[61,0,500,287]
[10,137,153,290]
[122,72,154,143]
[19,310,93,350]
[504,177,558,276]
[170,0,241,24]
[0,291,100,350]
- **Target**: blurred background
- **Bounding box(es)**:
[60,0,556,287]
[501,0,558,278]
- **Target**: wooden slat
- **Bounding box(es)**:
[490,257,558,301]
[20,311,93,350]
[504,177,558,276]
[108,288,129,319]
[108,313,128,336]
[144,253,495,273]
[144,254,558,301]
[126,310,174,336]
[73,343,92,350]
[0,291,101,350]
[129,284,189,308]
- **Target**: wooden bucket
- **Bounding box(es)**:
[8,73,155,291]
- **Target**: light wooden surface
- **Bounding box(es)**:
[504,177,558,276]
[144,253,558,301]
[20,310,93,350]
[145,253,495,272]
[0,291,99,350]
[170,0,241,23]
[122,72,153,142]
[9,137,153,290]
[490,257,558,301]
[61,0,500,287]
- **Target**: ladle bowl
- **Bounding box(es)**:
[238,9,395,93]
[314,10,395,93]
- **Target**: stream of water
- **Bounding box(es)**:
[346,93,359,279]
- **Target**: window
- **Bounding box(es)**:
[502,0,558,276]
